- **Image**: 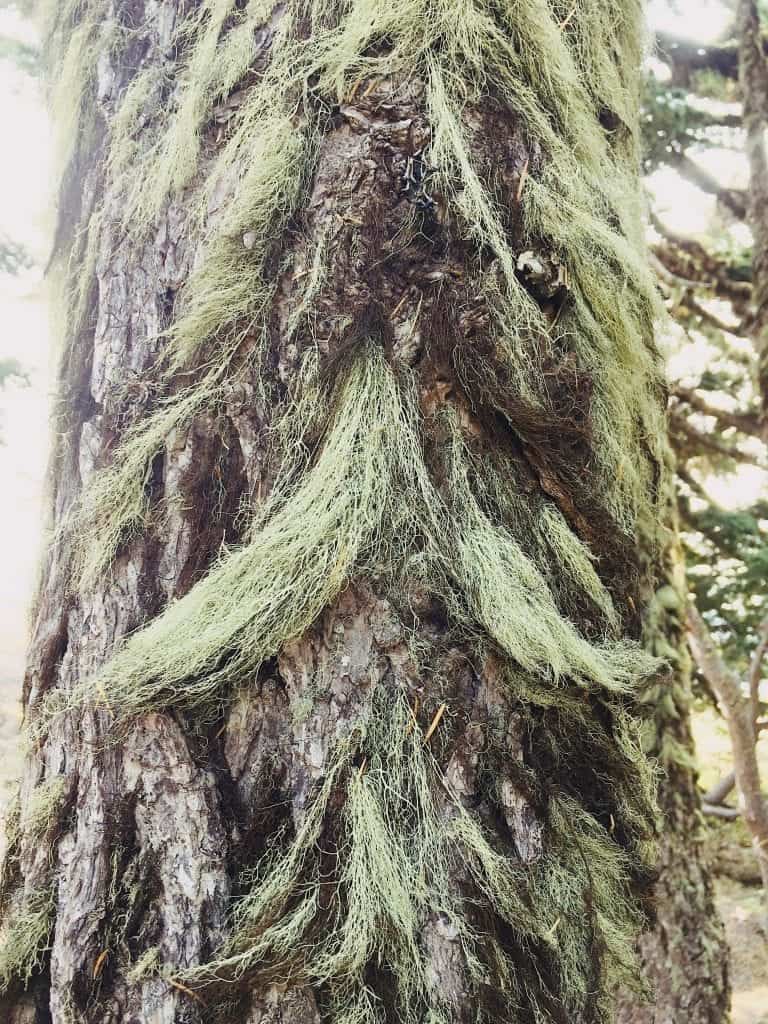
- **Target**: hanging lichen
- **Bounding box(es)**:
[176,689,653,1024]
[12,0,669,1019]
[41,0,665,582]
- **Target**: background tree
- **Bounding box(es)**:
[0,1,669,1022]
[624,5,768,1017]
[647,1,768,814]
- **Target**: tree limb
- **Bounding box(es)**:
[702,802,741,820]
[676,464,717,505]
[703,770,737,806]
[651,253,747,334]
[670,407,766,467]
[669,152,747,219]
[672,386,762,437]
[650,211,753,306]
[748,615,768,729]
[687,604,768,896]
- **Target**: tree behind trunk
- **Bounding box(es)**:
[1,2,669,1022]
[617,486,730,1024]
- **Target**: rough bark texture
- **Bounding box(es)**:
[617,511,730,1024]
[1,2,669,1022]
[739,0,768,436]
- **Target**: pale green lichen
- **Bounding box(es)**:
[0,883,56,994]
[128,946,162,983]
[22,776,67,842]
[25,0,667,1015]
[49,346,658,730]
[183,690,648,1023]
[42,0,665,586]
[0,790,22,904]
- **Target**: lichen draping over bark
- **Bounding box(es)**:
[2,1,669,1020]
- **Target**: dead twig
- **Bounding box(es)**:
[423,703,447,744]
[169,979,205,1005]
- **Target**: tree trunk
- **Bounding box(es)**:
[616,500,730,1024]
[1,2,669,1022]
[738,0,768,437]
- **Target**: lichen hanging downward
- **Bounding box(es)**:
[177,690,649,1024]
[43,0,665,578]
[46,345,658,732]
[20,0,670,1019]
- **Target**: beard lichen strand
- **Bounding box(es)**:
[71,108,310,583]
[45,0,666,580]
[175,690,650,1024]
[42,345,660,736]
[0,883,57,996]
[0,774,73,999]
[19,0,669,1018]
[54,345,420,722]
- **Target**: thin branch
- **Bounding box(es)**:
[650,211,753,305]
[652,252,747,333]
[702,802,741,820]
[687,604,768,896]
[670,407,766,467]
[651,250,708,292]
[676,463,717,504]
[703,770,737,806]
[749,615,768,730]
[701,110,744,130]
[679,296,746,335]
[672,386,762,437]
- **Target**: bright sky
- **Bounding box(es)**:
[647,0,733,41]
[0,0,764,685]
[0,8,52,683]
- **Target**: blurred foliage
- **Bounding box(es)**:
[0,233,32,275]
[0,33,37,73]
[642,78,723,172]
[0,357,28,387]
[0,10,38,277]
[690,69,739,103]
[0,358,30,445]
[646,26,767,702]
[684,501,768,668]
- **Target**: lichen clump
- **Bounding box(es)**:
[17,0,669,1018]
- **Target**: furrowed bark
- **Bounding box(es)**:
[617,496,730,1024]
[738,0,768,436]
[1,3,667,1022]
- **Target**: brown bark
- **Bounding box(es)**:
[0,3,666,1022]
[739,0,768,436]
[616,511,730,1024]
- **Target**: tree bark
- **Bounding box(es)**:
[738,0,768,436]
[1,2,668,1022]
[616,509,730,1024]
